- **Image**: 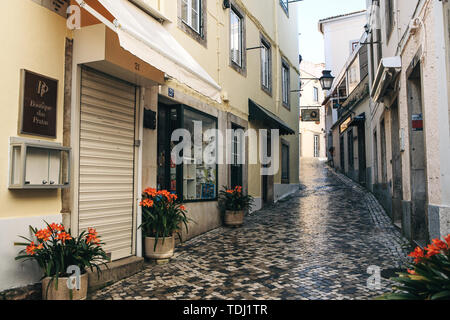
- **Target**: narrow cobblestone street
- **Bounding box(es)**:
[91,159,412,300]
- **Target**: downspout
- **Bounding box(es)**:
[273,0,280,113]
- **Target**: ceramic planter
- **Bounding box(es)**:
[41,273,88,300]
[145,235,175,260]
[224,210,245,227]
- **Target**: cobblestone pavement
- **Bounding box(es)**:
[91,159,412,300]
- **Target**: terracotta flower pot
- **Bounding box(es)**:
[145,235,175,260]
[224,210,245,227]
[41,273,88,300]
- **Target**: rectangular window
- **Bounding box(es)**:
[157,105,218,201]
[313,87,319,102]
[230,8,243,67]
[282,61,290,108]
[314,135,319,158]
[181,0,201,34]
[261,38,271,93]
[281,143,290,184]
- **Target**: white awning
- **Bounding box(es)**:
[77,0,221,102]
[371,56,401,103]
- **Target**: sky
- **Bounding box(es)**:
[296,0,367,64]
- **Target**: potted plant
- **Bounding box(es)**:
[15,222,108,300]
[380,234,450,300]
[139,188,190,260]
[219,186,254,227]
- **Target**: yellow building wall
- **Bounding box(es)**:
[0,0,68,218]
[156,0,300,188]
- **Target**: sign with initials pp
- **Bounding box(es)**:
[20,70,58,138]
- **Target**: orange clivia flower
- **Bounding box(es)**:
[47,223,64,232]
[56,232,72,243]
[35,228,52,241]
[179,205,186,211]
[140,199,154,208]
[424,239,447,258]
[407,269,416,275]
[144,188,157,197]
[445,234,450,247]
[26,242,37,255]
[409,246,425,264]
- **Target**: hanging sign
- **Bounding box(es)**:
[412,114,423,131]
[301,109,320,122]
[19,70,58,138]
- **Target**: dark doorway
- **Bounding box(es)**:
[390,99,403,228]
[357,121,367,186]
[407,61,428,243]
[262,131,273,205]
[340,135,345,171]
[230,123,244,189]
[347,129,354,175]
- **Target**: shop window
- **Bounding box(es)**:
[157,104,218,201]
[281,142,290,184]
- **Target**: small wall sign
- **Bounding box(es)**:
[412,114,423,132]
[168,87,175,98]
[20,70,58,138]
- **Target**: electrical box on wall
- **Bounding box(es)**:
[9,137,71,190]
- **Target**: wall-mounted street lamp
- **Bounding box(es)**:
[292,70,335,93]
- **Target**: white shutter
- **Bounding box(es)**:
[79,69,136,261]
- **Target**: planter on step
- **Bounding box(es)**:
[145,235,175,260]
[224,210,245,227]
[42,273,88,300]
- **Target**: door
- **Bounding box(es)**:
[407,62,428,243]
[230,124,244,188]
[390,100,403,226]
[78,68,136,261]
[357,123,367,186]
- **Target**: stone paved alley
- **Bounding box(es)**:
[91,159,412,300]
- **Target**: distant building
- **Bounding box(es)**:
[299,61,327,160]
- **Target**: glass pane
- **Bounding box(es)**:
[230,10,241,66]
[183,109,217,200]
[191,9,199,32]
[181,0,188,24]
[25,147,49,185]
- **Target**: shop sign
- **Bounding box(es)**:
[301,109,320,122]
[412,114,423,131]
[20,70,58,138]
[339,116,352,134]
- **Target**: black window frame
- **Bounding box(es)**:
[157,104,219,203]
[229,3,246,75]
[281,141,290,184]
[260,35,272,95]
[281,59,291,109]
[230,123,244,189]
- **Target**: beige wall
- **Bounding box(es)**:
[0,0,69,219]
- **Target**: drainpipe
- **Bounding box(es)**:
[273,0,280,113]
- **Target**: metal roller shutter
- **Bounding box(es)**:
[79,68,136,261]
